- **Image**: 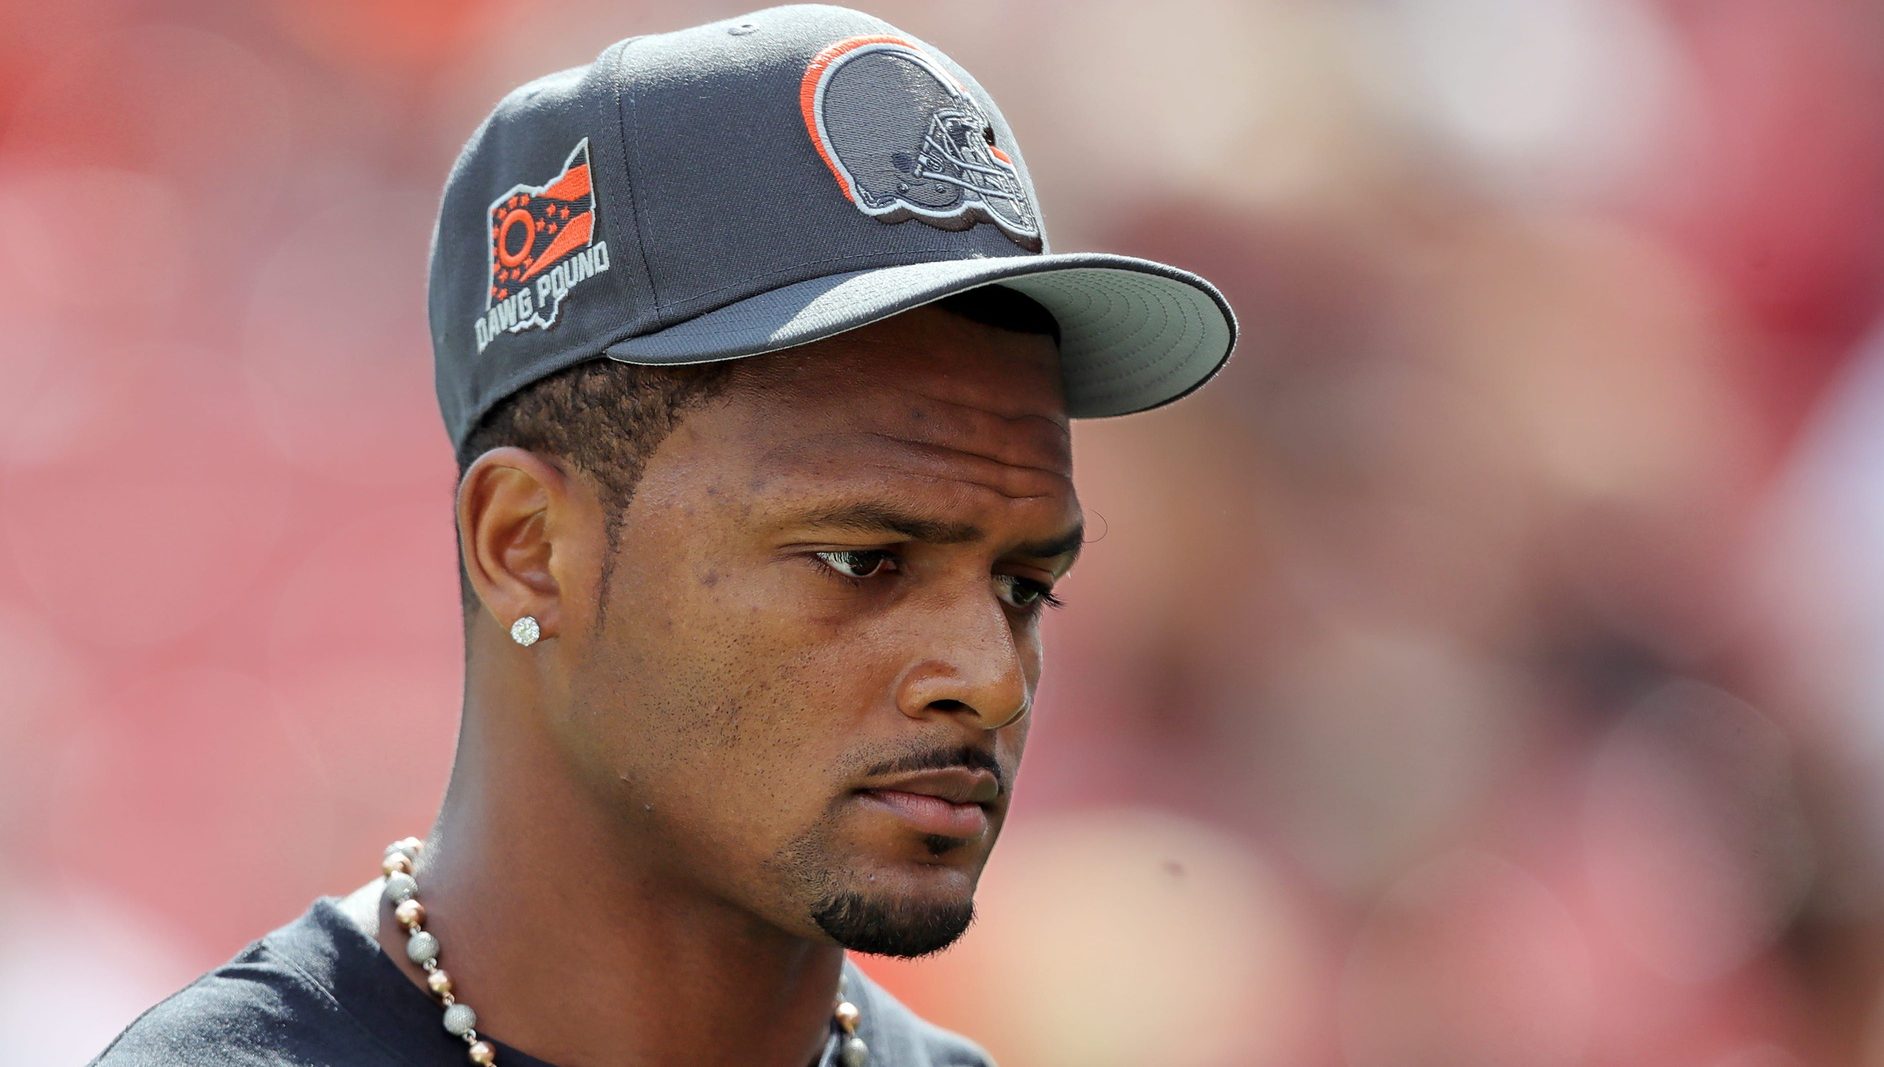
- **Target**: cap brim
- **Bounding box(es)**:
[603,253,1236,418]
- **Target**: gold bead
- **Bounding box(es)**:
[428,969,454,997]
[834,1000,860,1033]
[395,898,426,930]
[382,852,413,876]
[467,1039,496,1065]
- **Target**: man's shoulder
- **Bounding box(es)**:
[87,910,404,1066]
[847,961,997,1067]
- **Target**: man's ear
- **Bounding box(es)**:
[457,446,574,641]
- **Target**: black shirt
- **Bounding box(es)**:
[88,894,995,1066]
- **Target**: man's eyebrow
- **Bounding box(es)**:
[789,503,1084,565]
[1013,524,1084,568]
[791,503,983,544]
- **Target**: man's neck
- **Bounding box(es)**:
[347,754,845,1066]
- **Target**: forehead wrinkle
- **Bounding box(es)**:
[881,384,1071,453]
[883,379,1069,428]
[841,397,1068,473]
[738,436,1068,506]
[838,434,1075,506]
[856,430,1068,482]
[840,460,1068,505]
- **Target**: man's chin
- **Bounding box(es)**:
[810,888,976,958]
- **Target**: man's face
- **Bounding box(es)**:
[556,305,1079,957]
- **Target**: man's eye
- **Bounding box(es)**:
[815,549,896,579]
[997,575,1063,612]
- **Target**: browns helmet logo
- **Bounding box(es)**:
[800,36,1041,251]
[473,138,612,352]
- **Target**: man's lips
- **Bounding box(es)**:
[861,768,1000,805]
[854,768,1000,839]
[857,790,990,839]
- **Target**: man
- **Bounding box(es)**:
[90,5,1234,1065]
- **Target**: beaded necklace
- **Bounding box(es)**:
[378,838,869,1066]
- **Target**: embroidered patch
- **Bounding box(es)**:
[472,138,612,352]
[800,35,1042,251]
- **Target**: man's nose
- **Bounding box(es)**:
[893,586,1030,730]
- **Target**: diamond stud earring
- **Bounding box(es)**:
[509,616,541,647]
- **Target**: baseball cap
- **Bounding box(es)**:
[429,4,1237,452]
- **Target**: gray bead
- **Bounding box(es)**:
[384,837,423,858]
[383,872,418,905]
[405,930,440,965]
[841,1035,868,1067]
[443,1002,478,1036]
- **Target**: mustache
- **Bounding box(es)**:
[859,743,1008,794]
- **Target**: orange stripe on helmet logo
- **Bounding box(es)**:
[799,34,1040,251]
[800,35,932,203]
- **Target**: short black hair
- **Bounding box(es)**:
[454,285,1060,620]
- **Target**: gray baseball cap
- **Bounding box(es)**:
[429,3,1236,452]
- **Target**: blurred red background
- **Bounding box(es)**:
[8,1,1884,1064]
